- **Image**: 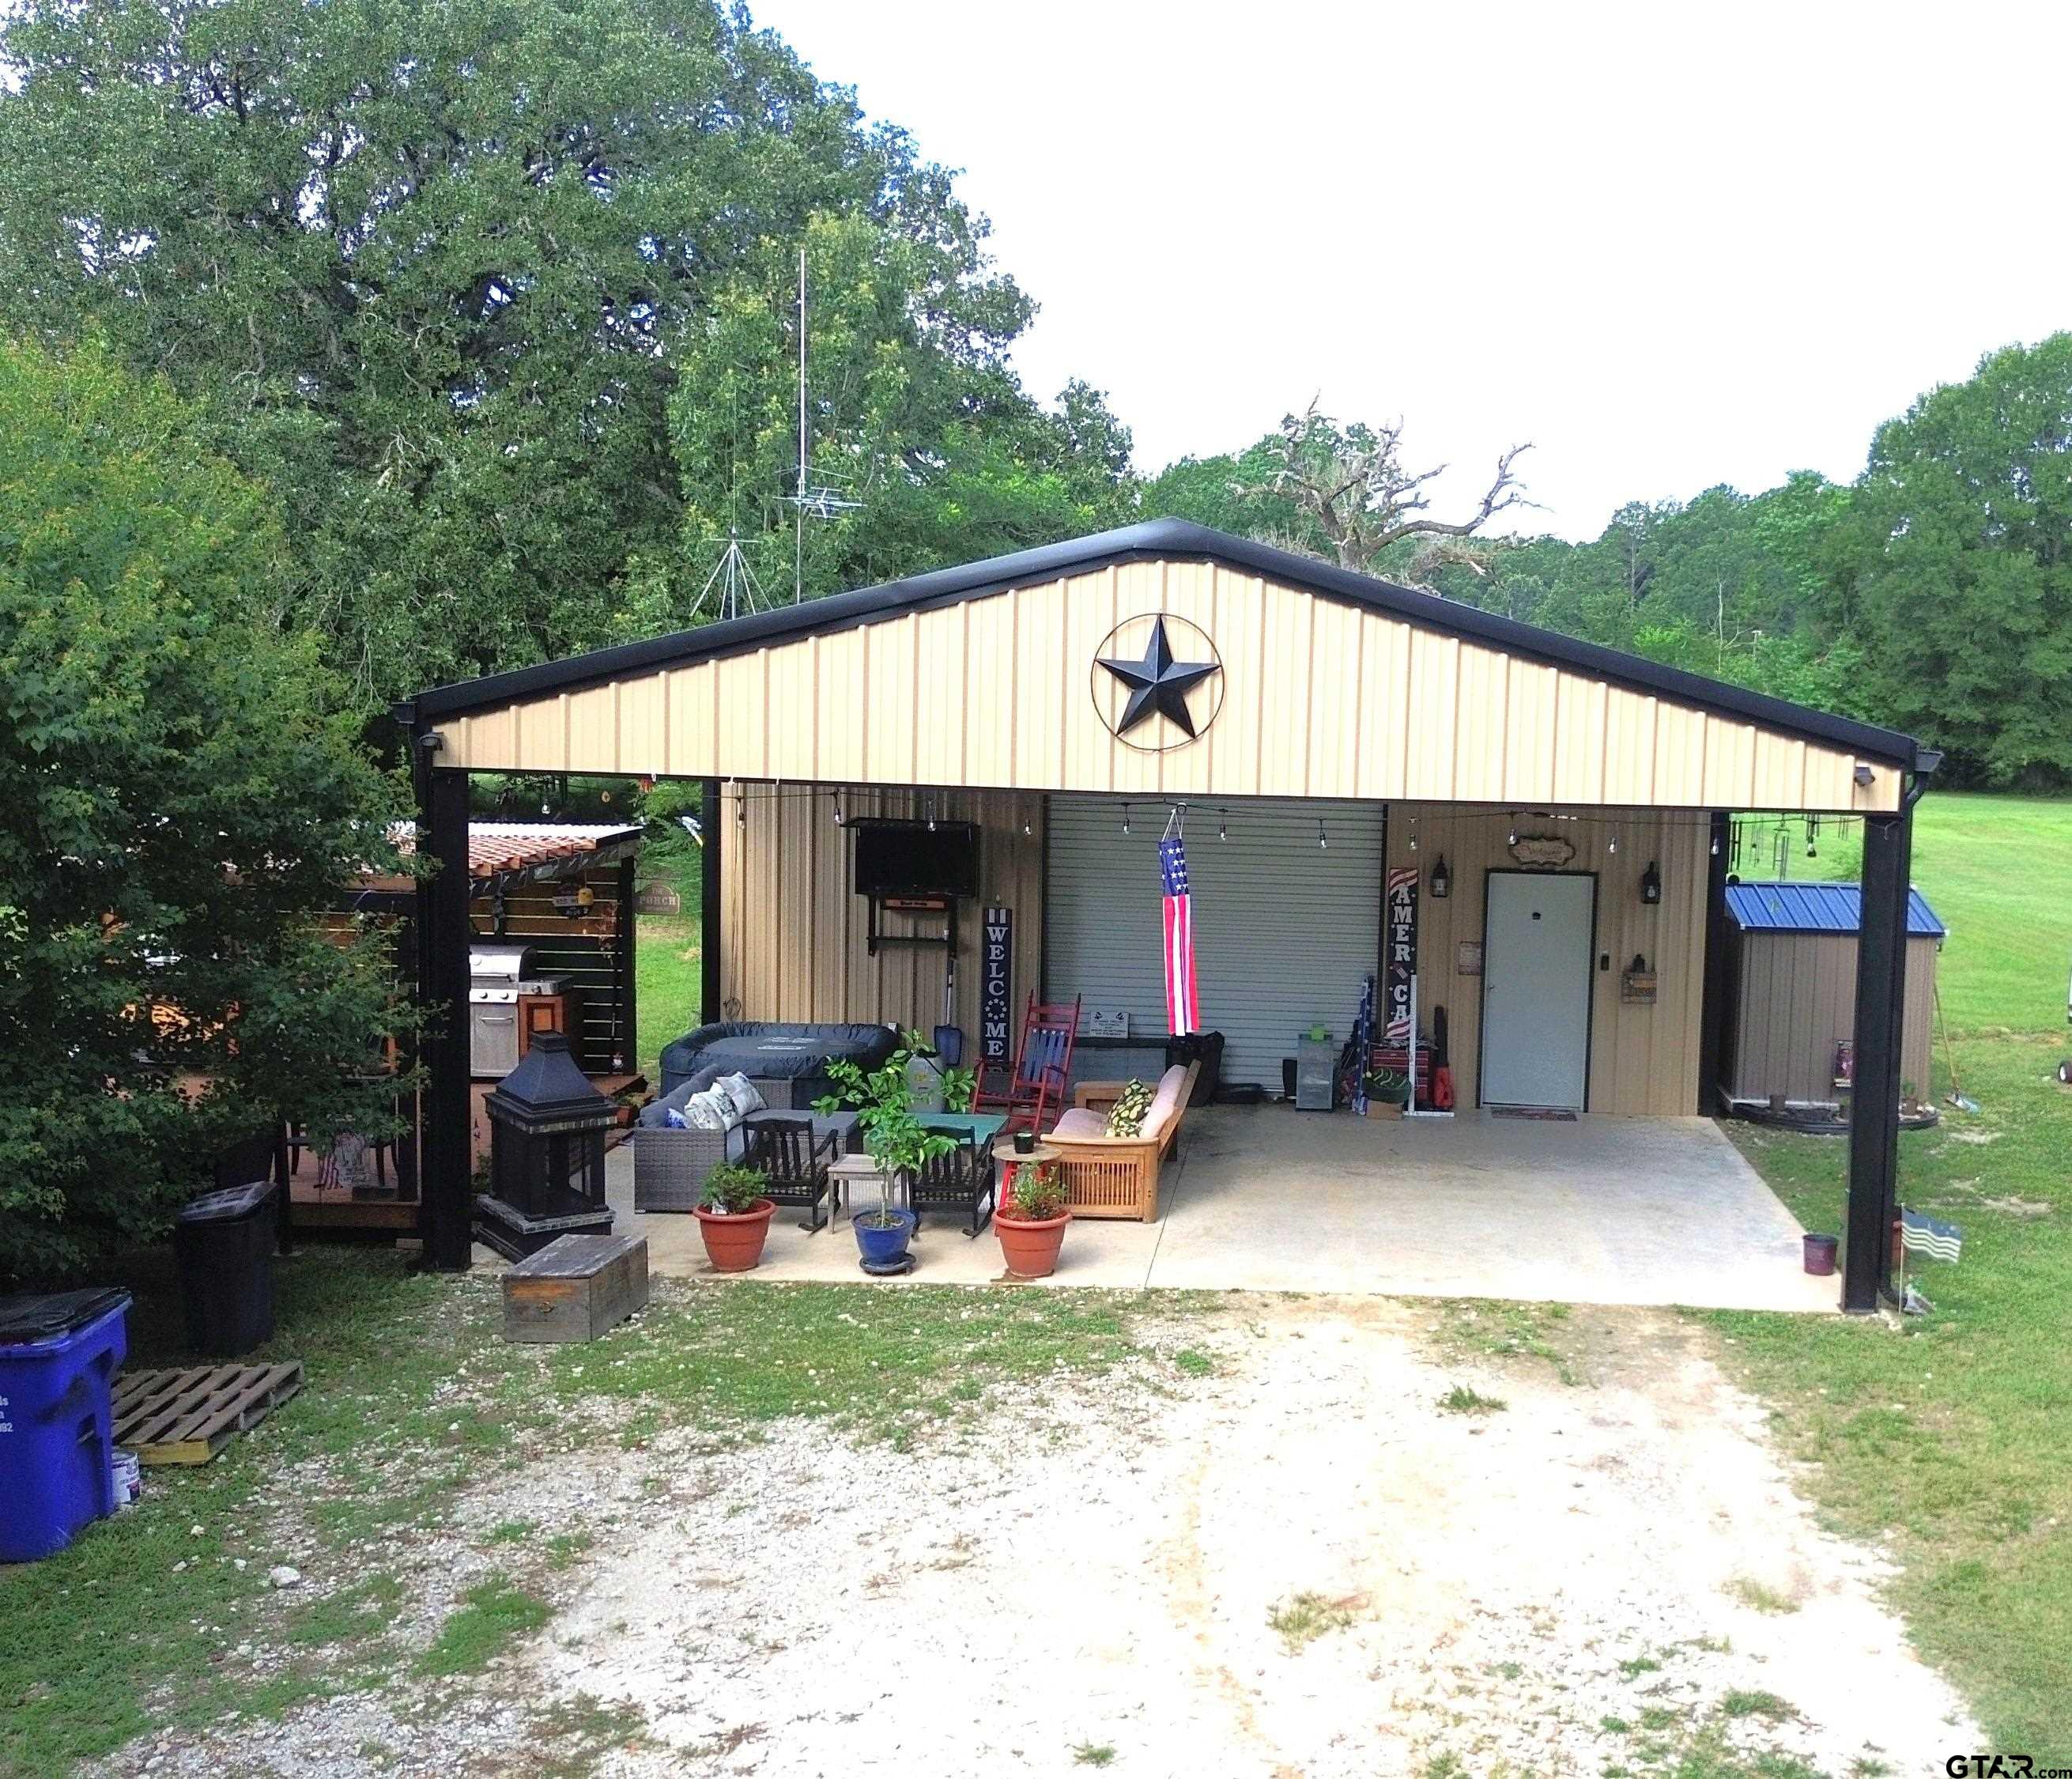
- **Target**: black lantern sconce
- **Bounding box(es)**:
[1429,855,1451,899]
[1639,859,1662,905]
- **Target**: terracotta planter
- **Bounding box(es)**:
[995,1210,1070,1279]
[694,1198,776,1272]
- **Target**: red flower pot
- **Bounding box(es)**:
[694,1199,776,1273]
[994,1210,1070,1279]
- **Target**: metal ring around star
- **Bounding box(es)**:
[1089,612,1225,753]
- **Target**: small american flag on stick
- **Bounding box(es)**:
[1159,833,1199,1037]
[1900,1207,1962,1263]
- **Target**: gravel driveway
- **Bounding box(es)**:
[108,1295,1976,1777]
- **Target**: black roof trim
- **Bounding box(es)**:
[404,519,1921,767]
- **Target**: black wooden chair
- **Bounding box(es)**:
[908,1127,996,1237]
[739,1116,840,1233]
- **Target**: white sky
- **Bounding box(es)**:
[752,0,2072,538]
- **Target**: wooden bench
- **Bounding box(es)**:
[1045,1061,1198,1222]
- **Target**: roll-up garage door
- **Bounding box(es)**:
[1044,795,1383,1088]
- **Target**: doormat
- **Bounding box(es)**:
[1491,1107,1577,1121]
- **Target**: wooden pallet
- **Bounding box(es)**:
[111,1362,304,1466]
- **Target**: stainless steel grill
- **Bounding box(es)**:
[469,944,534,1078]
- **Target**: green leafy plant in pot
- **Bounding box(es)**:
[817,1030,956,1268]
[693,1161,776,1273]
[996,1158,1070,1279]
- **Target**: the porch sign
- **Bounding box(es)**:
[980,905,1013,1063]
[1383,866,1419,1044]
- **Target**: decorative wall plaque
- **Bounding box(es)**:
[1508,834,1576,869]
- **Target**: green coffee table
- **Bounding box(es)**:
[915,1112,1010,1147]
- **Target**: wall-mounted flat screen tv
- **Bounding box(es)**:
[852,819,980,900]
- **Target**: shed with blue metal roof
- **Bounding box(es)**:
[1720,880,1946,1108]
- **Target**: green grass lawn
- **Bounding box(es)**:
[1715,790,2072,1758]
[0,1246,1203,1776]
[632,829,701,1082]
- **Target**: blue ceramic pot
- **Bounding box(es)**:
[854,1205,916,1266]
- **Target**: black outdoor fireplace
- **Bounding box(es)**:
[476,1032,617,1260]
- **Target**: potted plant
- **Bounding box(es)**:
[817,1031,957,1271]
[995,1158,1070,1279]
[693,1162,776,1272]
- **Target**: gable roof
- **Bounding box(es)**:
[398,518,1927,769]
[1724,880,1946,938]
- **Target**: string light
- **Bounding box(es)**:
[1608,829,1620,856]
[1218,809,1228,841]
[832,791,844,828]
[1407,814,1418,853]
[1317,818,1328,851]
[1122,803,1131,836]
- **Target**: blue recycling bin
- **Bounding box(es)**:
[0,1289,132,1563]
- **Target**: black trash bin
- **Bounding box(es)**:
[173,1180,279,1357]
[1164,1031,1225,1106]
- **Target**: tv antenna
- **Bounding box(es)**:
[688,527,778,625]
[783,247,862,601]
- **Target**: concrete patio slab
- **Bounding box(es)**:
[579,1104,1836,1313]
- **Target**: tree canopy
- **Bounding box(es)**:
[0,0,1127,703]
[0,338,409,1277]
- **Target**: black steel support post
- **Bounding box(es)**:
[1696,811,1732,1115]
[700,776,723,1024]
[1841,803,1915,1313]
[417,763,474,1271]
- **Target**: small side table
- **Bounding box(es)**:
[992,1140,1061,1216]
[828,1152,889,1226]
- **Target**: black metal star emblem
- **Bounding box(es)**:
[1096,615,1221,738]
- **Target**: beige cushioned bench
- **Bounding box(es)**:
[1045,1061,1198,1222]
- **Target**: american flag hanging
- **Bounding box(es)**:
[1158,833,1200,1037]
[1900,1207,1962,1263]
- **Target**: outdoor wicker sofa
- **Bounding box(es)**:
[632,1079,860,1214]
[1044,1061,1198,1222]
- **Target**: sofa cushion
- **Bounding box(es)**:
[1141,1066,1189,1140]
[1051,1107,1108,1139]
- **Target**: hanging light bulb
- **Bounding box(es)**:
[1508,825,1518,847]
[1806,815,1818,859]
[1122,803,1131,836]
[734,782,745,826]
[1318,818,1328,851]
[1218,809,1228,841]
[1608,829,1620,856]
[1023,815,1032,837]
[832,791,845,828]
[926,794,936,833]
[1408,814,1418,853]
[1710,829,1720,857]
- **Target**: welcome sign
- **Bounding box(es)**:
[980,905,1013,1062]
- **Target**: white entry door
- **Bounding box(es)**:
[1481,872,1596,1110]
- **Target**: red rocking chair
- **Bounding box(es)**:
[974,994,1081,1134]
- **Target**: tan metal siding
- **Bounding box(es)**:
[1383,804,1710,1117]
[441,561,1898,813]
[716,784,1046,1041]
[1725,931,1940,1104]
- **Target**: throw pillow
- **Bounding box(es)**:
[665,1107,691,1130]
[1106,1078,1156,1138]
[683,1088,732,1131]
[715,1071,766,1120]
